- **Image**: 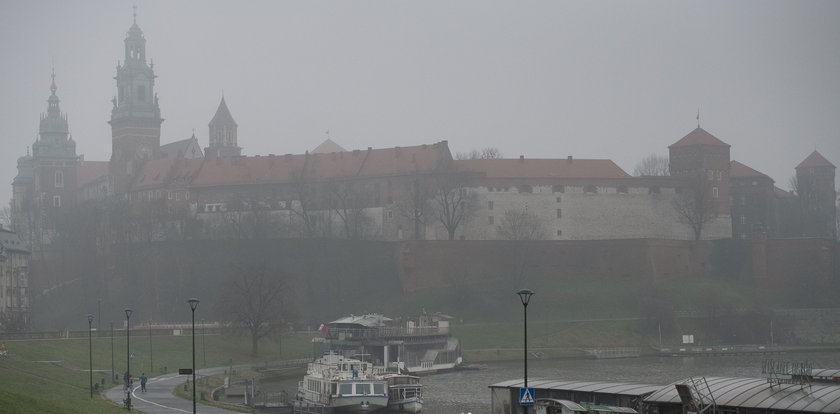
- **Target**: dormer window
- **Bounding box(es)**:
[54,170,64,188]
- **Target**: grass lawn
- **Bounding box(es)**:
[0,330,318,414]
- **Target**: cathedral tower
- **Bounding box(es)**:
[206,96,241,158]
[12,71,80,245]
[109,11,163,194]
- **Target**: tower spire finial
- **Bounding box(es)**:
[696,107,700,128]
[133,5,137,24]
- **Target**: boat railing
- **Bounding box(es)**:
[325,326,450,340]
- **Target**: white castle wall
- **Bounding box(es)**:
[459,184,731,241]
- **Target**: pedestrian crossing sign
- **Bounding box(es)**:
[519,387,535,406]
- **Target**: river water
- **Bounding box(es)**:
[265,351,840,414]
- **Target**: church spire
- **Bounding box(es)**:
[33,69,75,158]
[206,95,241,158]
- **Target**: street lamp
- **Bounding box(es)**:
[516,289,534,388]
[87,314,94,398]
[125,308,133,411]
[188,298,200,414]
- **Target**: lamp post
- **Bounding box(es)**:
[201,318,206,369]
[125,308,133,411]
[110,322,115,383]
[149,319,153,374]
[188,298,200,414]
[87,314,94,398]
[516,289,534,388]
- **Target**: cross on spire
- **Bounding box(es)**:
[133,5,137,24]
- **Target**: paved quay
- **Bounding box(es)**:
[104,367,241,413]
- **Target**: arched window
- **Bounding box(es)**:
[54,170,64,188]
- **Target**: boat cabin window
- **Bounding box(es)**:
[356,383,371,395]
[339,383,352,395]
[374,383,385,394]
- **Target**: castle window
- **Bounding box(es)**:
[583,184,597,194]
[556,208,562,219]
[185,191,190,200]
[741,215,746,225]
[707,170,714,181]
[488,201,494,210]
[556,196,561,203]
[388,210,393,219]
[712,187,719,198]
[716,171,723,181]
[553,184,565,193]
[556,230,562,236]
[168,191,173,200]
[54,170,64,188]
[488,216,494,225]
[53,195,61,208]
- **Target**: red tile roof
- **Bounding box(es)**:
[669,127,730,148]
[132,157,177,190]
[774,187,796,198]
[454,157,631,179]
[190,142,450,187]
[77,161,109,187]
[796,150,835,169]
[730,160,770,179]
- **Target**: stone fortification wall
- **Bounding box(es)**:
[457,183,731,241]
[396,238,714,292]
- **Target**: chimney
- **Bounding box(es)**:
[519,155,525,162]
[567,156,573,163]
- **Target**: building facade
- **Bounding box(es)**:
[0,226,30,331]
[8,15,837,251]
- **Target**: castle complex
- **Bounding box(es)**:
[8,16,838,251]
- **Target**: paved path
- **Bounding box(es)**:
[104,368,241,413]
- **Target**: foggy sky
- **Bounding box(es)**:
[1,1,839,209]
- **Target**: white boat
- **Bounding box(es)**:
[380,373,423,413]
[297,353,389,413]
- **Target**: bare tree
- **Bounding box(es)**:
[218,191,279,239]
[455,147,504,160]
[633,154,670,176]
[289,170,319,237]
[431,172,477,240]
[328,180,373,239]
[394,176,433,240]
[222,263,292,356]
[673,177,718,240]
[496,209,547,240]
[0,205,10,229]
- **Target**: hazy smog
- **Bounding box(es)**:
[0,2,839,414]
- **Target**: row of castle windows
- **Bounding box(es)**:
[487,184,663,195]
[129,190,190,202]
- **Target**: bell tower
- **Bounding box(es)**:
[109,8,163,195]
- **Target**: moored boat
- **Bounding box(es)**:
[297,353,389,413]
[380,373,423,413]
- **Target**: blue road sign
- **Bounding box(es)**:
[519,387,535,406]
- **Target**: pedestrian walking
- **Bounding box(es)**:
[140,373,148,392]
